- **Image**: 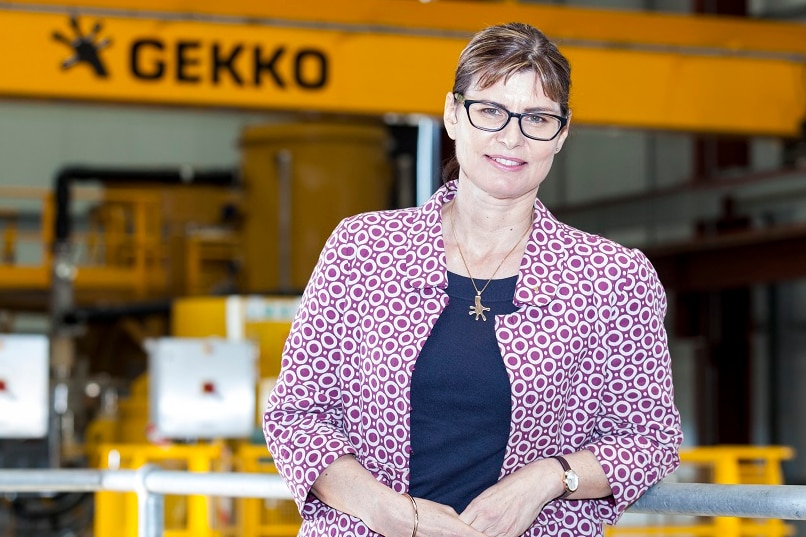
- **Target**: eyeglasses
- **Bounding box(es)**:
[454,92,568,141]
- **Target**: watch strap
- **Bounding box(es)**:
[550,455,574,499]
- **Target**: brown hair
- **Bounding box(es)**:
[442,22,572,183]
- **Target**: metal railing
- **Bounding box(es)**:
[1,468,806,537]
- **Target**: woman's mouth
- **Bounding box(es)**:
[488,155,526,169]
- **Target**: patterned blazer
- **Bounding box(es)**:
[264,180,683,537]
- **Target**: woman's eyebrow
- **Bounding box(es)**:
[523,105,560,114]
[470,96,560,115]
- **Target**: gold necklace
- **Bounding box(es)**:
[449,202,531,321]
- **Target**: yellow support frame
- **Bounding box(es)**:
[95,443,225,537]
[1,0,804,135]
[233,444,300,537]
[606,445,795,537]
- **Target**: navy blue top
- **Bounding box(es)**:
[408,271,517,512]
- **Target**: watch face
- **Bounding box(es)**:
[565,470,579,492]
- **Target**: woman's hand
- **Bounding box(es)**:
[312,455,486,537]
[459,451,612,537]
[458,460,560,537]
[373,496,490,537]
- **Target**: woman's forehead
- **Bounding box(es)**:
[470,71,559,108]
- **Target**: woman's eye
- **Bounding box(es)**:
[479,107,504,117]
[524,114,546,125]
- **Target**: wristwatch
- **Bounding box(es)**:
[551,455,579,499]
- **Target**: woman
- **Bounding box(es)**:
[264,22,682,537]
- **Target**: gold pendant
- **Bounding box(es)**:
[469,294,491,321]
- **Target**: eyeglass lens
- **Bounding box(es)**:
[467,102,562,140]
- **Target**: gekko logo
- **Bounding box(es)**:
[52,16,111,78]
[49,15,329,90]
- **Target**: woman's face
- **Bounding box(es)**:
[444,70,569,203]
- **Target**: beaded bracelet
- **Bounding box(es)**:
[403,493,419,537]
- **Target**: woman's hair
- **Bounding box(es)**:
[442,22,571,183]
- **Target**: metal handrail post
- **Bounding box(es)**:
[136,465,163,537]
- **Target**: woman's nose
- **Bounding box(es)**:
[496,116,524,148]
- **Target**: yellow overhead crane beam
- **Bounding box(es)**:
[1,0,805,136]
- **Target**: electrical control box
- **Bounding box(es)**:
[148,337,258,439]
[0,335,49,438]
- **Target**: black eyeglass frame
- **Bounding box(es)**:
[454,92,568,142]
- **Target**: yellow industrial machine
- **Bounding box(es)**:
[0,118,394,535]
[89,295,303,537]
[239,122,393,293]
[0,120,392,301]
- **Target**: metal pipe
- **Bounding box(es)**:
[53,165,239,243]
[143,470,294,499]
[136,465,163,537]
[275,150,293,293]
[632,482,806,519]
[60,300,173,325]
[0,469,133,492]
[2,469,806,520]
[141,492,164,537]
[100,469,139,492]
[416,116,440,206]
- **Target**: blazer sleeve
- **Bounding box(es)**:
[583,247,684,524]
[263,218,358,519]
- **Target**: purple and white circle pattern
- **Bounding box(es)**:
[265,182,682,537]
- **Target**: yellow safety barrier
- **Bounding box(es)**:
[679,445,793,486]
[91,441,303,537]
[229,444,301,537]
[606,445,795,537]
[95,443,226,537]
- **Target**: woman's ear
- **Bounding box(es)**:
[443,92,458,141]
[555,112,571,152]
